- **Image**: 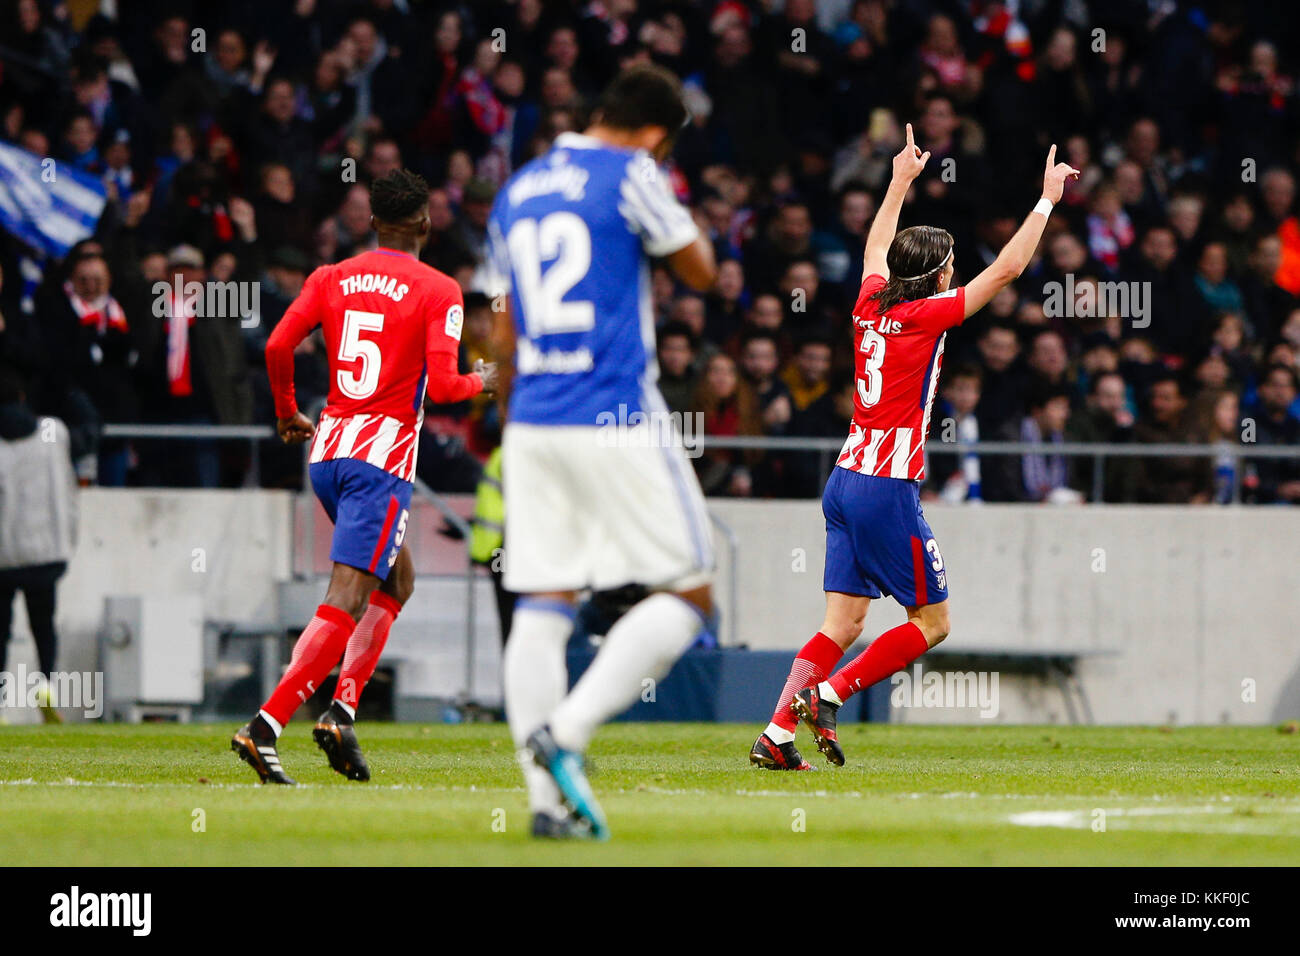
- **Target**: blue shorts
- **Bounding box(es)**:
[822,467,948,607]
[310,458,412,580]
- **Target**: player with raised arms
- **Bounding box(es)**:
[488,65,717,838]
[750,126,1079,770]
[231,169,496,784]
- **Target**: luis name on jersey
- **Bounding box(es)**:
[858,315,903,335]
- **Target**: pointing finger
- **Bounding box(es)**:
[905,122,915,148]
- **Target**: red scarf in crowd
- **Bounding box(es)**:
[166,291,195,397]
[64,281,128,335]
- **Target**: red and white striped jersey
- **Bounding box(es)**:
[309,409,420,481]
[266,248,480,483]
[836,273,966,482]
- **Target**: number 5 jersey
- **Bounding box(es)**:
[265,247,482,482]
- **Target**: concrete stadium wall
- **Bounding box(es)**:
[708,499,1300,725]
[8,490,1299,725]
[4,490,292,723]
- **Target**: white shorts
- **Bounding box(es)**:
[501,422,715,593]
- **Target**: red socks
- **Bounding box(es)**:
[261,604,356,727]
[335,591,401,711]
[770,632,844,732]
[828,622,929,703]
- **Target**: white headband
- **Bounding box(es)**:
[896,246,954,282]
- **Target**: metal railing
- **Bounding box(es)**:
[102,423,273,488]
[696,435,1300,504]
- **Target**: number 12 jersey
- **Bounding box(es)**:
[486,131,699,427]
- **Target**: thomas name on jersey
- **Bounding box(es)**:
[337,273,411,301]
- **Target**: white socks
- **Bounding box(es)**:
[818,680,843,706]
[257,709,284,738]
[503,600,573,813]
[764,722,795,744]
[550,592,703,753]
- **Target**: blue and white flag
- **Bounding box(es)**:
[0,141,106,260]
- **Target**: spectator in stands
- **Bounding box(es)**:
[38,252,137,485]
[706,258,747,346]
[1189,387,1244,504]
[1245,364,1300,504]
[656,323,697,419]
[0,0,1294,503]
[1025,328,1072,393]
[1016,383,1077,503]
[782,338,836,436]
[1133,373,1213,504]
[926,363,983,504]
[1086,182,1136,274]
[0,366,77,720]
[1068,370,1137,502]
[1123,225,1199,357]
[1192,242,1245,333]
[692,353,760,497]
[974,322,1025,437]
[739,332,793,437]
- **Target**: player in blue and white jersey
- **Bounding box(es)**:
[487,65,717,840]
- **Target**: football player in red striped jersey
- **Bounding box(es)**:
[751,126,1079,770]
[232,169,496,784]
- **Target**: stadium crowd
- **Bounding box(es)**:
[1,0,1298,503]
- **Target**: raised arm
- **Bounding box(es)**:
[961,144,1080,319]
[862,123,931,282]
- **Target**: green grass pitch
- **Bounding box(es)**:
[1,723,1297,866]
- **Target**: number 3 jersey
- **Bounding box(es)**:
[836,273,967,482]
[486,131,699,426]
[266,248,477,483]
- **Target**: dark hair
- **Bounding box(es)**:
[1089,369,1125,394]
[1262,362,1300,391]
[71,52,108,84]
[0,365,26,405]
[796,335,833,354]
[658,321,696,349]
[979,320,1017,340]
[369,168,430,224]
[945,362,983,385]
[593,64,688,133]
[1027,380,1071,412]
[366,135,400,158]
[867,225,954,313]
[1029,327,1066,349]
[1147,371,1185,396]
[740,330,779,351]
[836,179,871,200]
[463,291,492,314]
